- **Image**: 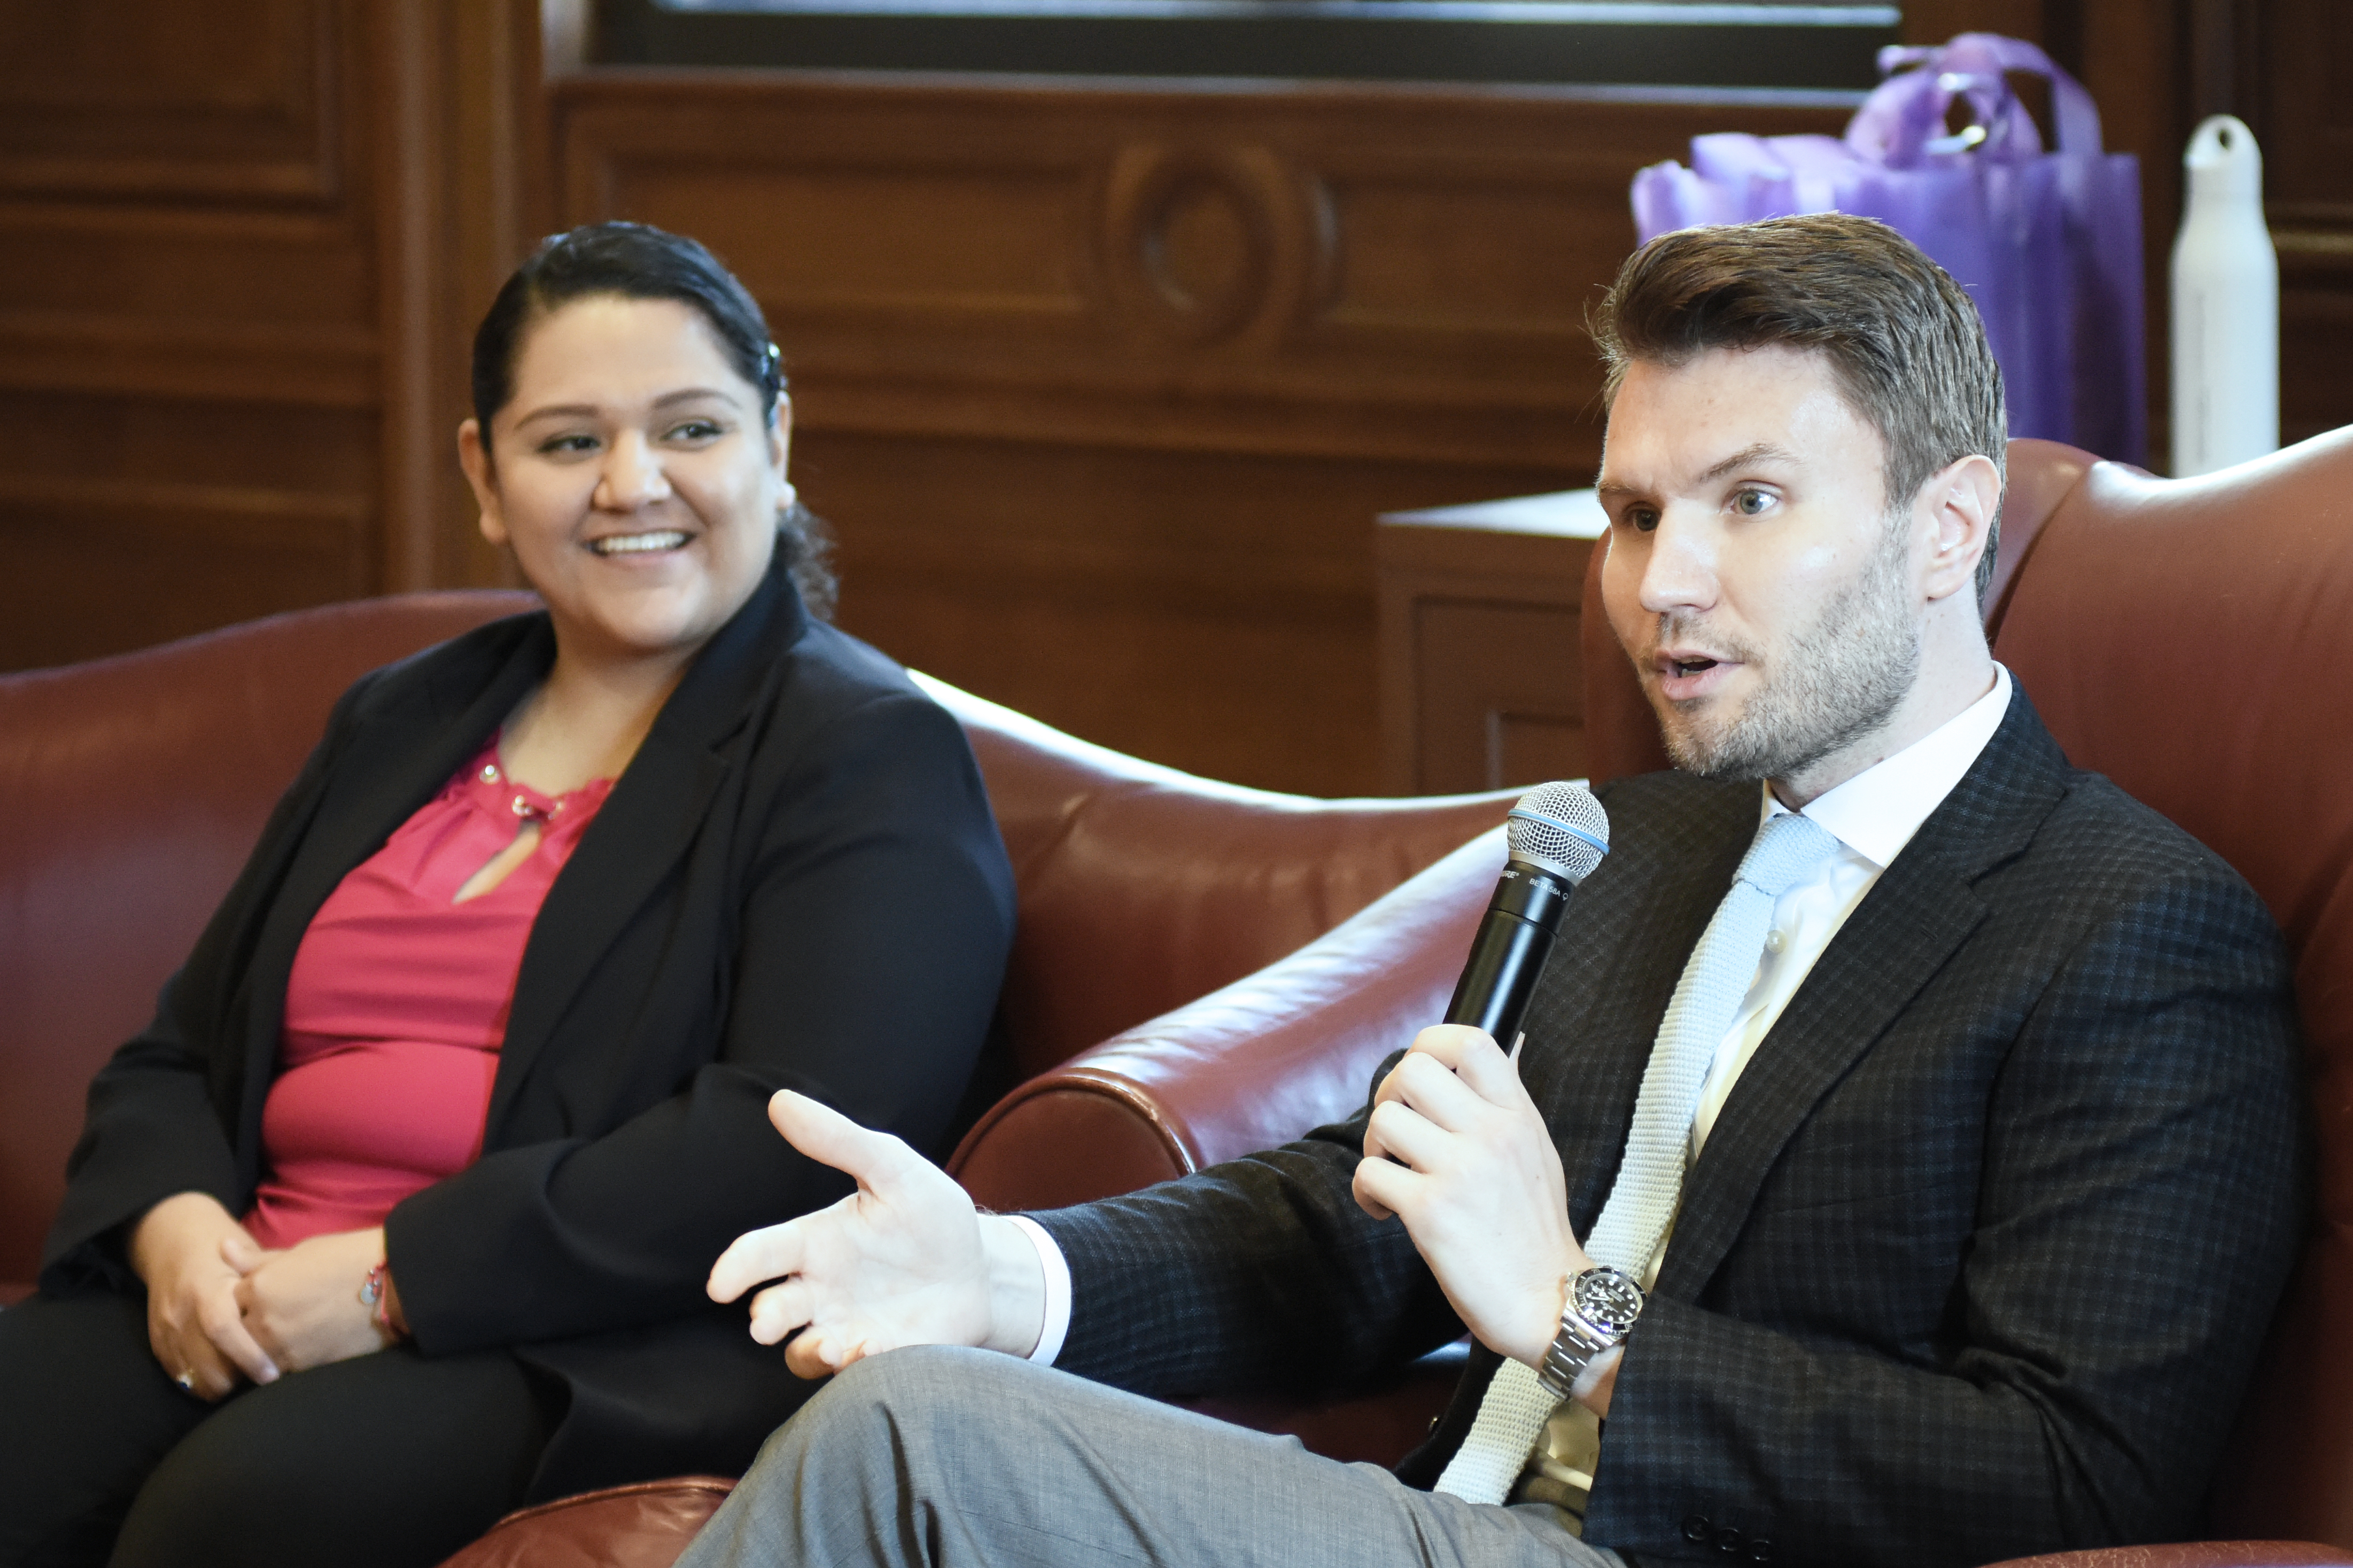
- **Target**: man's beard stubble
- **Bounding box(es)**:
[1647,522,1922,783]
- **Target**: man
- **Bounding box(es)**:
[677,214,2304,1568]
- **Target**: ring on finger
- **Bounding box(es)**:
[175,1369,196,1392]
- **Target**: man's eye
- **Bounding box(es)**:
[1624,508,1660,534]
[1732,489,1773,517]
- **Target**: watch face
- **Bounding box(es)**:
[1574,1268,1646,1337]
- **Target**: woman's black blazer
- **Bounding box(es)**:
[40,558,1018,1497]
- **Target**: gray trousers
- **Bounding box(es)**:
[676,1345,1625,1568]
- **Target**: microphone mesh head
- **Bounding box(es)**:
[1507,781,1610,883]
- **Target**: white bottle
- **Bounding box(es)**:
[2171,114,2279,478]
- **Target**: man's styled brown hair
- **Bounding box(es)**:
[1595,213,2009,602]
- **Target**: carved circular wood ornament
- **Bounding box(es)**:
[1100,144,1331,347]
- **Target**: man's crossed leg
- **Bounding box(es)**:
[679,1346,1621,1568]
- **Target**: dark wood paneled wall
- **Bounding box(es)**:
[0,0,372,667]
[552,77,1846,793]
[4,0,2346,797]
[2255,0,2353,448]
[0,0,543,673]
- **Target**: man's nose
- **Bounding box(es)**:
[1637,513,1719,615]
[595,432,672,510]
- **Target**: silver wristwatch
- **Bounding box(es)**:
[1537,1266,1646,1399]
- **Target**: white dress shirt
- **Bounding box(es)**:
[1015,666,2015,1416]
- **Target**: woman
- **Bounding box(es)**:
[0,223,1016,1567]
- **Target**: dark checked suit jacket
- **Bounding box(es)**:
[41,557,1016,1501]
[1035,690,2305,1568]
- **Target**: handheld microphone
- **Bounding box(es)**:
[1445,781,1611,1050]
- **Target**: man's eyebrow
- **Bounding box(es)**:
[1695,443,1799,487]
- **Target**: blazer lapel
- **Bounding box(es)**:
[484,563,807,1136]
[1653,692,2074,1300]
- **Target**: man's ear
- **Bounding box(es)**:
[1917,453,2002,604]
[457,419,508,549]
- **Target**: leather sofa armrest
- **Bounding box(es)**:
[1980,1545,2353,1567]
[950,826,1503,1212]
[433,1477,734,1568]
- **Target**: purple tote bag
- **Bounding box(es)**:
[1631,34,2146,464]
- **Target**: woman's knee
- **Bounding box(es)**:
[0,1293,205,1566]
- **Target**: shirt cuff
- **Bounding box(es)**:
[1004,1214,1072,1367]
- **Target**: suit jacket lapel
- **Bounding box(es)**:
[484,562,807,1137]
[1653,692,2074,1300]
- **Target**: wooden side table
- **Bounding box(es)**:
[1376,489,1608,795]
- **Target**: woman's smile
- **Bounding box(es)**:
[587,528,693,557]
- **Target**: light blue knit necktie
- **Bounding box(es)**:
[1434,810,1839,1506]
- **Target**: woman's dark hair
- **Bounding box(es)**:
[471,221,835,619]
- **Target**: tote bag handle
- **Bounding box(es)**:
[1846,32,2106,168]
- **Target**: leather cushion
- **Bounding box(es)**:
[434,1477,735,1568]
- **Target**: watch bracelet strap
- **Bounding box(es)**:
[1538,1308,1614,1398]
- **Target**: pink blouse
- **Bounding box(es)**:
[242,741,612,1250]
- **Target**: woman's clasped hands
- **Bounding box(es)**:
[223,1224,401,1377]
[128,1191,400,1402]
[128,1192,279,1402]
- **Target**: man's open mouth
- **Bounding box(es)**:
[589,531,690,556]
[1671,658,1719,677]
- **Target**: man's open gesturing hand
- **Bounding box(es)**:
[709,1090,1044,1379]
[1354,1025,1588,1372]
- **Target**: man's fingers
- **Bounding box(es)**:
[1385,1049,1492,1134]
[219,1231,265,1274]
[710,1218,809,1304]
[745,1277,816,1347]
[1437,1027,1529,1104]
[1405,1024,1495,1068]
[1352,1152,1414,1222]
[784,1327,861,1381]
[1370,1030,1482,1112]
[1365,1098,1448,1174]
[768,1091,918,1192]
[1392,1025,1532,1119]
